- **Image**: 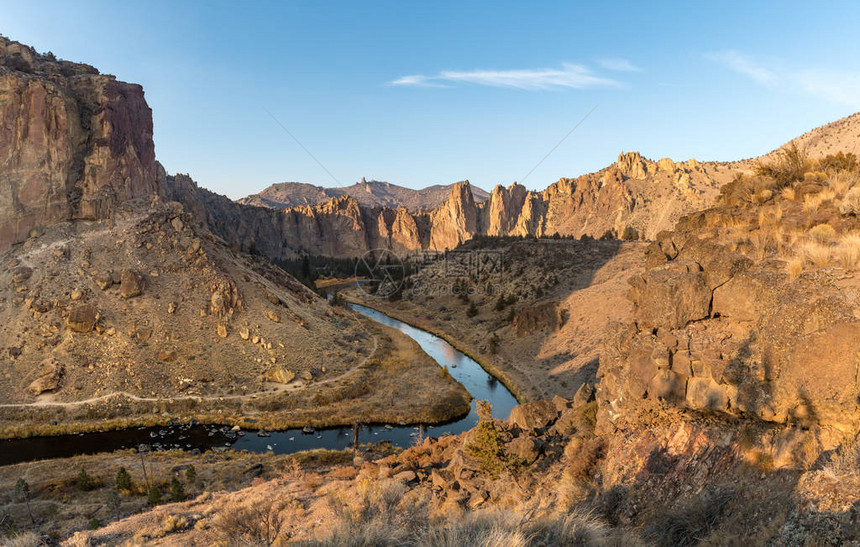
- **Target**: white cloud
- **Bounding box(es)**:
[597,57,641,72]
[708,50,777,85]
[389,74,449,88]
[389,63,620,90]
[709,50,860,107]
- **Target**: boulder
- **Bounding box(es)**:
[550,408,579,436]
[506,435,540,464]
[671,349,693,376]
[686,376,729,411]
[430,468,457,490]
[648,369,687,403]
[266,311,281,323]
[507,400,557,431]
[712,269,778,322]
[392,470,417,483]
[629,259,711,329]
[551,395,571,413]
[27,358,63,395]
[93,272,113,290]
[120,270,145,298]
[11,266,32,284]
[572,383,595,406]
[157,350,177,362]
[264,367,295,384]
[67,304,99,333]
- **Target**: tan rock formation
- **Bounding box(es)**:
[0,37,156,253]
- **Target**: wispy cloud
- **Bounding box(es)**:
[597,57,641,72]
[707,50,777,85]
[390,63,620,90]
[709,50,860,107]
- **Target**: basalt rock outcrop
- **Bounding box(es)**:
[596,206,860,432]
[0,37,157,252]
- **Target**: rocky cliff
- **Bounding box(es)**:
[238,177,490,211]
[0,37,157,253]
[173,151,743,261]
[596,159,860,432]
[220,113,860,261]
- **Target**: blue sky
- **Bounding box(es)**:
[3,1,860,199]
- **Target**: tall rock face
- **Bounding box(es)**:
[165,172,477,259]
[428,181,479,250]
[481,182,528,235]
[0,38,157,252]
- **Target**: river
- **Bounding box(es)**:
[0,304,518,466]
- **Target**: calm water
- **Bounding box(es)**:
[0,304,518,466]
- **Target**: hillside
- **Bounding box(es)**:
[0,37,470,437]
[237,178,491,211]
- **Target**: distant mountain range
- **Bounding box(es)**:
[237,178,490,211]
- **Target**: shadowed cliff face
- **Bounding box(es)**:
[0,37,157,252]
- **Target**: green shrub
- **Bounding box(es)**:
[171,477,185,502]
[148,485,161,506]
[77,467,96,491]
[465,401,527,478]
[115,467,132,492]
[489,334,500,354]
[185,465,197,484]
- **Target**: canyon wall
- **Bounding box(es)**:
[0,37,157,252]
[164,154,739,261]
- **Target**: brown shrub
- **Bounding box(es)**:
[211,499,288,546]
[755,143,810,188]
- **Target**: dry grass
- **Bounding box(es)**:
[809,223,836,244]
[786,257,804,280]
[828,170,857,196]
[840,186,860,216]
[789,229,860,272]
[311,507,610,547]
[797,241,831,268]
[645,486,735,546]
[821,435,860,480]
[211,499,288,546]
[781,186,796,201]
[835,232,860,269]
[803,189,836,213]
[758,205,783,228]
